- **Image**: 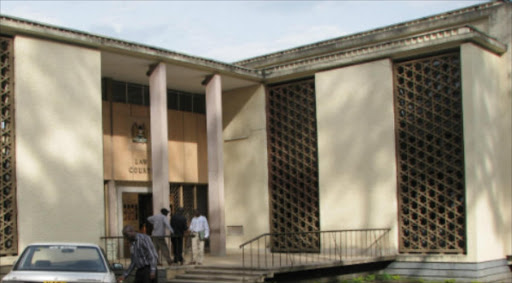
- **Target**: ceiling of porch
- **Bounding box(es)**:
[101,51,260,94]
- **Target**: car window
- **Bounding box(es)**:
[15,245,107,272]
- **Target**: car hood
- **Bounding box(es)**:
[2,270,115,282]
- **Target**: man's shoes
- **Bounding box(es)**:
[188,261,196,265]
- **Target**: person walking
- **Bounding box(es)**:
[170,207,188,265]
[147,208,174,265]
[188,209,209,265]
[117,225,159,283]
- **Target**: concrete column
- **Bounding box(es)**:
[107,180,118,236]
[204,74,226,256]
[148,63,170,216]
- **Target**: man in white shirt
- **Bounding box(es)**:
[147,208,174,266]
[188,209,209,265]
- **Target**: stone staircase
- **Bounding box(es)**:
[167,265,271,283]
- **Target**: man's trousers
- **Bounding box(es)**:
[135,266,158,283]
[172,236,184,263]
[191,232,205,264]
[152,237,172,265]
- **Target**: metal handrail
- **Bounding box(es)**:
[239,228,393,270]
[99,234,193,266]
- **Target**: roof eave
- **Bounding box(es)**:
[262,26,507,83]
[236,0,506,69]
[0,15,263,82]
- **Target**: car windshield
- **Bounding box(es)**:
[15,245,107,272]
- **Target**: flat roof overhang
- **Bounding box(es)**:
[1,14,507,89]
[235,1,506,69]
[260,26,508,83]
[0,15,263,94]
[100,51,260,93]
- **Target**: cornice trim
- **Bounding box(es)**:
[262,26,507,81]
[0,15,262,81]
[236,0,506,68]
[0,11,507,84]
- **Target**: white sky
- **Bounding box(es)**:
[1,0,489,62]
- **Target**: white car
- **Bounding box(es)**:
[1,243,120,283]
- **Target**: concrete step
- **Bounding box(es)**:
[167,266,268,283]
[193,266,270,276]
[191,270,266,277]
[177,273,260,281]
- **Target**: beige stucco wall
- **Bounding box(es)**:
[461,43,512,262]
[14,37,104,248]
[222,85,269,251]
[315,59,399,248]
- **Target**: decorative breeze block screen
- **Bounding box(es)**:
[267,79,320,252]
[394,52,466,254]
[1,36,17,256]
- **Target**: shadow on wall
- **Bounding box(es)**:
[316,59,398,231]
[17,38,104,244]
[222,85,269,241]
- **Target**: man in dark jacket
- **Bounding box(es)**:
[170,207,188,265]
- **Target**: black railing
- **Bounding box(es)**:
[100,235,194,266]
[239,229,394,270]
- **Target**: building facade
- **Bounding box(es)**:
[1,1,511,281]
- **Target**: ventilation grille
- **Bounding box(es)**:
[267,79,320,252]
[394,52,466,253]
[1,36,17,256]
[182,185,195,219]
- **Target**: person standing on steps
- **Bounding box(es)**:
[188,209,209,265]
[147,208,174,266]
[170,207,188,265]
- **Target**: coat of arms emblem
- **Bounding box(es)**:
[132,123,148,143]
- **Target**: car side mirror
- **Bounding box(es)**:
[111,263,124,270]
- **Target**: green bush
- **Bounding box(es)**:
[375,273,395,281]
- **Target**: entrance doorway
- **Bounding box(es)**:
[170,184,209,252]
[121,192,153,256]
[169,184,208,220]
[138,194,153,235]
[122,192,153,234]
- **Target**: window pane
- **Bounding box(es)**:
[112,81,126,103]
[127,84,143,105]
[143,86,150,106]
[193,95,206,114]
[167,90,179,110]
[180,93,192,112]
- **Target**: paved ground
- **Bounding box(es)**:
[159,251,249,269]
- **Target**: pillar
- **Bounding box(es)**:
[205,74,226,255]
[148,63,170,215]
[107,180,118,236]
